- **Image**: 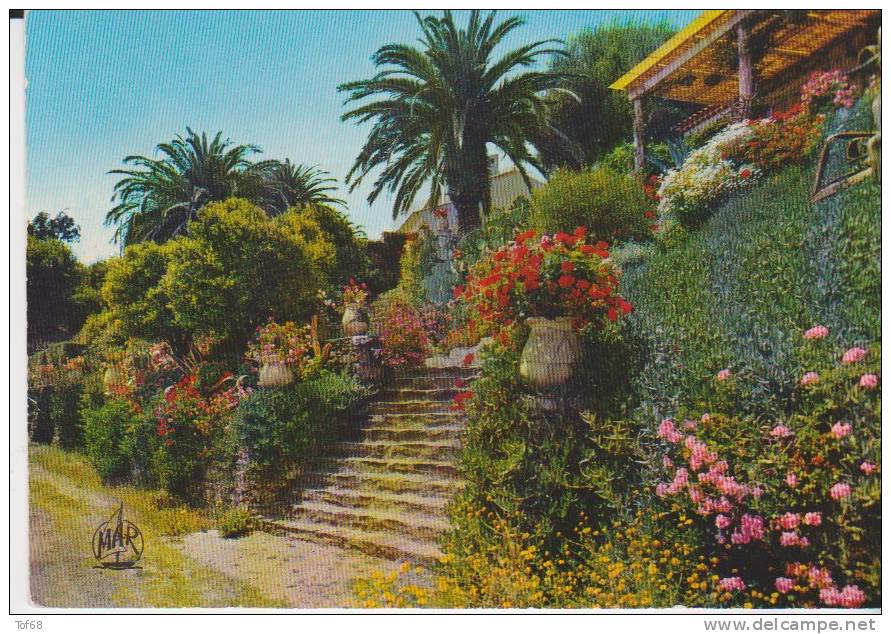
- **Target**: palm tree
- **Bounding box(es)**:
[340,10,568,234]
[106,128,275,245]
[259,160,346,217]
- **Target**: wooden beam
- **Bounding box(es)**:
[737,21,754,120]
[632,97,645,173]
[628,10,754,100]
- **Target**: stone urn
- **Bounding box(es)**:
[258,361,294,388]
[342,302,369,336]
[519,317,583,390]
[103,365,125,394]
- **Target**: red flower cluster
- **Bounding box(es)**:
[454,227,631,336]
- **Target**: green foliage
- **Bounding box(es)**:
[624,159,881,418]
[82,397,148,483]
[28,210,81,243]
[529,166,650,241]
[102,241,178,345]
[540,22,676,169]
[26,235,84,347]
[215,506,254,538]
[233,371,369,479]
[162,198,321,348]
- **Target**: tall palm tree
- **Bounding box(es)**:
[259,160,346,217]
[106,128,275,245]
[340,10,568,234]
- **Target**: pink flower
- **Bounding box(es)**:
[731,514,765,544]
[820,585,866,608]
[780,531,800,547]
[798,536,810,548]
[859,373,878,389]
[807,566,834,589]
[775,577,795,594]
[656,419,683,443]
[841,347,868,364]
[803,325,829,340]
[751,486,763,500]
[718,577,746,592]
[778,512,800,530]
[803,512,822,526]
[830,421,852,439]
[860,461,876,475]
[688,486,704,503]
[717,369,732,381]
[683,419,697,431]
[655,483,669,497]
[662,454,674,469]
[770,424,794,438]
[715,514,732,529]
[830,482,851,500]
[701,413,711,424]
[800,372,820,386]
[786,472,798,488]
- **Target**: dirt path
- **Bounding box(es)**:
[177,530,402,608]
[28,446,404,608]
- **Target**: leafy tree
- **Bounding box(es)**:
[28,211,81,243]
[539,23,676,169]
[260,160,346,216]
[106,128,276,245]
[26,235,84,346]
[340,10,568,233]
[160,198,322,351]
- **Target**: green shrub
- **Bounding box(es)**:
[215,506,254,538]
[82,398,146,482]
[234,371,369,480]
[529,166,650,242]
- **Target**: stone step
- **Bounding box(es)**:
[302,469,462,496]
[380,387,460,402]
[362,424,464,443]
[367,412,465,427]
[262,517,444,565]
[336,456,458,478]
[290,500,449,541]
[393,376,474,391]
[392,366,479,380]
[369,400,457,415]
[336,440,460,461]
[299,485,450,516]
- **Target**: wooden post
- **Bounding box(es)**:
[632,97,645,173]
[737,22,754,120]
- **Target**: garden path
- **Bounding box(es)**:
[260,364,474,570]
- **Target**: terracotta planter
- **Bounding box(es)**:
[103,365,125,393]
[342,302,369,336]
[258,362,294,388]
[519,317,583,389]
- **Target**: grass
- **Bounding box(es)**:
[621,151,880,418]
[29,444,283,607]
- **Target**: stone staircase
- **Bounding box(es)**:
[261,365,476,566]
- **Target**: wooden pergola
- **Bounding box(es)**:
[609,9,881,171]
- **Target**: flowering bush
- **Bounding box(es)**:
[657,122,761,230]
[720,105,824,173]
[245,320,311,368]
[801,70,855,112]
[374,296,430,367]
[653,328,880,607]
[454,227,631,338]
[152,371,245,501]
[341,277,369,306]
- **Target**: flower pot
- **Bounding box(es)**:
[519,317,583,390]
[342,302,369,336]
[258,362,294,388]
[103,365,125,393]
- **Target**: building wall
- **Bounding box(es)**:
[397,169,543,235]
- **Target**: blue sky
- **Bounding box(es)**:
[26,9,698,263]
